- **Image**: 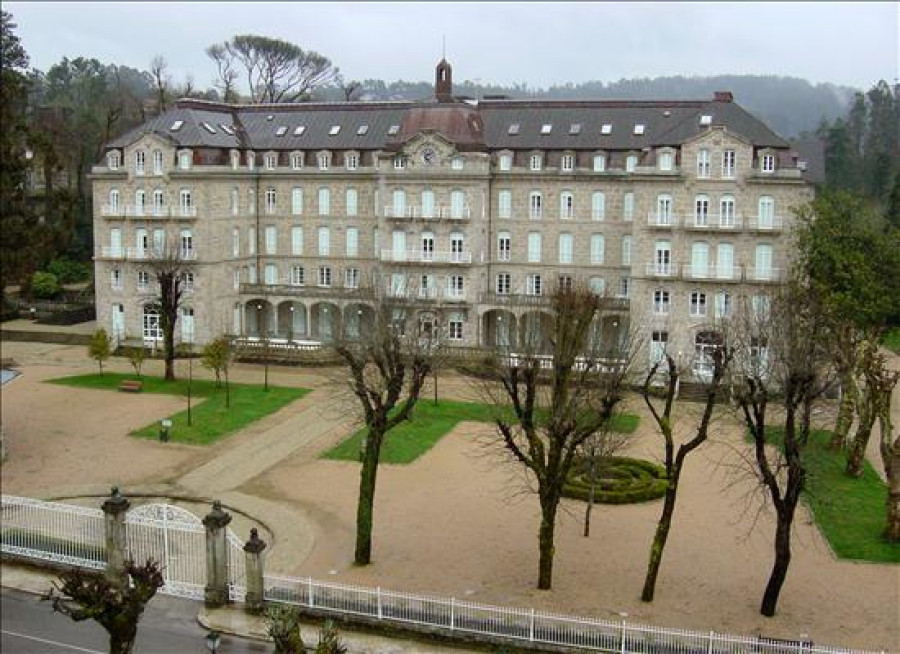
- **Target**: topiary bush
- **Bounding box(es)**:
[563,456,668,504]
[31,271,62,299]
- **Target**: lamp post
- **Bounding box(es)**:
[159,418,172,442]
[205,630,221,653]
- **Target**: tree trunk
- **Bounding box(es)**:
[831,371,856,449]
[355,427,383,565]
[641,472,679,602]
[760,508,793,617]
[583,456,596,538]
[108,620,137,654]
[537,496,560,590]
[846,397,876,477]
[163,322,176,381]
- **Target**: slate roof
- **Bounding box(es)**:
[107,95,790,153]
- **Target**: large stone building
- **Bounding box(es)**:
[92,60,816,373]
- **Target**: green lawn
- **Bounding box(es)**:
[757,427,899,564]
[322,399,640,465]
[883,327,900,355]
[49,373,309,446]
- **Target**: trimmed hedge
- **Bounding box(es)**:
[563,456,668,504]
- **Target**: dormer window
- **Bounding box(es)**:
[452,157,464,171]
[530,154,542,171]
[346,153,359,170]
[135,150,146,175]
[293,125,306,136]
[593,153,606,172]
[700,115,713,126]
[561,154,575,172]
[178,150,192,171]
[329,125,341,136]
[230,150,240,170]
[393,156,406,170]
[658,151,674,172]
[318,152,331,170]
[152,150,163,175]
[626,154,638,172]
[499,154,512,171]
[265,153,278,170]
[291,152,304,170]
[633,124,645,135]
[246,151,255,170]
[107,151,120,170]
[540,124,553,135]
[761,154,776,173]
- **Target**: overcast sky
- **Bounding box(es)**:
[6,1,899,92]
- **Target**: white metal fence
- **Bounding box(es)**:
[262,575,883,654]
[227,529,247,602]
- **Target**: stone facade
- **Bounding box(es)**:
[91,61,815,375]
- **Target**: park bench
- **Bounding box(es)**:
[119,380,143,393]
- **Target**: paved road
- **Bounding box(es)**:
[1,589,271,653]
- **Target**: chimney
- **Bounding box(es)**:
[435,58,453,102]
[714,91,734,103]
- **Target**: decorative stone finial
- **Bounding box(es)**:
[244,527,267,553]
[102,486,130,514]
[202,500,232,529]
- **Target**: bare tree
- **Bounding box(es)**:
[206,43,240,103]
[733,284,833,617]
[149,55,170,114]
[579,420,628,538]
[146,242,192,381]
[639,336,733,603]
[333,303,437,565]
[477,285,635,589]
[867,350,900,540]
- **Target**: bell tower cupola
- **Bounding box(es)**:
[435,58,453,102]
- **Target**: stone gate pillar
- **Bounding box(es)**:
[101,486,130,588]
[203,500,232,607]
[243,527,267,614]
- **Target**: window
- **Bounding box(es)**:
[232,228,240,257]
[626,155,638,172]
[134,190,145,216]
[356,125,368,136]
[318,227,330,256]
[497,231,511,262]
[346,188,358,216]
[653,290,670,315]
[346,227,358,256]
[720,195,735,227]
[529,192,543,219]
[695,195,709,226]
[178,151,191,170]
[750,336,769,376]
[654,240,672,275]
[143,305,162,340]
[265,226,277,254]
[621,236,632,266]
[107,151,120,170]
[722,149,735,178]
[559,233,574,264]
[231,151,241,170]
[264,264,278,285]
[526,274,543,296]
[181,271,195,291]
[496,273,511,295]
[136,228,148,256]
[700,115,713,126]
[658,151,673,171]
[540,124,552,134]
[690,291,708,317]
[589,277,605,295]
[619,277,630,298]
[650,331,668,364]
[318,266,332,287]
[392,189,407,217]
[265,187,277,215]
[344,268,359,288]
[697,149,710,178]
[623,192,634,221]
[752,294,771,322]
[329,125,341,136]
[715,292,732,318]
[716,243,734,279]
[346,154,358,170]
[152,189,164,214]
[152,228,164,253]
[275,126,288,136]
[135,150,146,175]
[448,317,463,341]
[569,123,582,135]
[290,266,304,286]
[447,275,465,298]
[691,242,709,277]
[421,189,435,218]
[293,125,306,136]
[498,190,512,218]
[234,269,241,290]
[393,156,406,170]
[179,189,192,216]
[450,190,466,219]
[633,124,645,135]
[591,191,605,221]
[527,232,542,262]
[499,154,512,171]
[318,153,330,170]
[761,154,775,173]
[180,229,193,257]
[451,157,464,171]
[152,150,163,175]
[248,263,257,284]
[593,154,606,172]
[561,155,575,172]
[230,187,240,216]
[246,151,255,170]
[507,124,520,135]
[291,226,303,255]
[754,244,774,280]
[111,268,122,289]
[758,196,775,228]
[137,270,150,290]
[291,153,304,170]
[248,227,256,255]
[265,153,277,170]
[388,124,400,135]
[601,124,613,135]
[589,234,605,265]
[318,188,330,216]
[291,188,303,215]
[656,194,673,225]
[450,232,464,262]
[530,154,542,171]
[109,189,120,213]
[559,275,574,291]
[560,191,575,219]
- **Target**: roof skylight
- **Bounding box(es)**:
[219,124,235,135]
[293,125,306,136]
[700,114,713,126]
[600,124,612,135]
[170,120,184,131]
[508,123,520,135]
[329,125,341,135]
[201,122,217,134]
[633,124,645,135]
[276,126,288,136]
[540,124,553,134]
[357,125,369,135]
[388,125,400,135]
[569,124,582,135]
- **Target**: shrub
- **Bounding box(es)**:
[31,271,62,299]
[47,259,91,284]
[563,456,668,504]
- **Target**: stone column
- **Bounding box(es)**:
[101,486,130,588]
[202,500,232,607]
[243,527,267,614]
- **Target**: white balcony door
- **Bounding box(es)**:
[392,230,406,261]
[110,228,122,256]
[136,229,147,257]
[153,229,165,254]
[421,232,435,261]
[759,196,774,229]
[755,244,773,279]
[691,242,709,277]
[451,233,464,261]
[717,243,734,279]
[393,190,406,217]
[421,190,435,218]
[181,307,195,343]
[111,304,125,340]
[657,195,672,224]
[654,240,671,275]
[420,274,435,298]
[391,273,407,296]
[497,318,510,347]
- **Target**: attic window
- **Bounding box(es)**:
[601,124,612,135]
[329,125,341,136]
[388,125,400,135]
[357,125,369,135]
[293,125,306,136]
[569,124,582,135]
[508,124,520,135]
[540,124,553,134]
[276,126,288,136]
[219,124,235,135]
[700,115,713,126]
[633,124,645,135]
[170,120,184,131]
[201,122,217,134]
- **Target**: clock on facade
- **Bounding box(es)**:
[421,147,438,165]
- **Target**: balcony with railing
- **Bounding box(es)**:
[644,262,679,278]
[683,216,743,231]
[646,213,679,228]
[382,205,472,220]
[124,247,198,261]
[746,215,785,232]
[99,247,126,259]
[746,267,783,283]
[101,205,197,218]
[239,282,375,299]
[384,287,468,303]
[379,249,473,264]
[681,264,743,282]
